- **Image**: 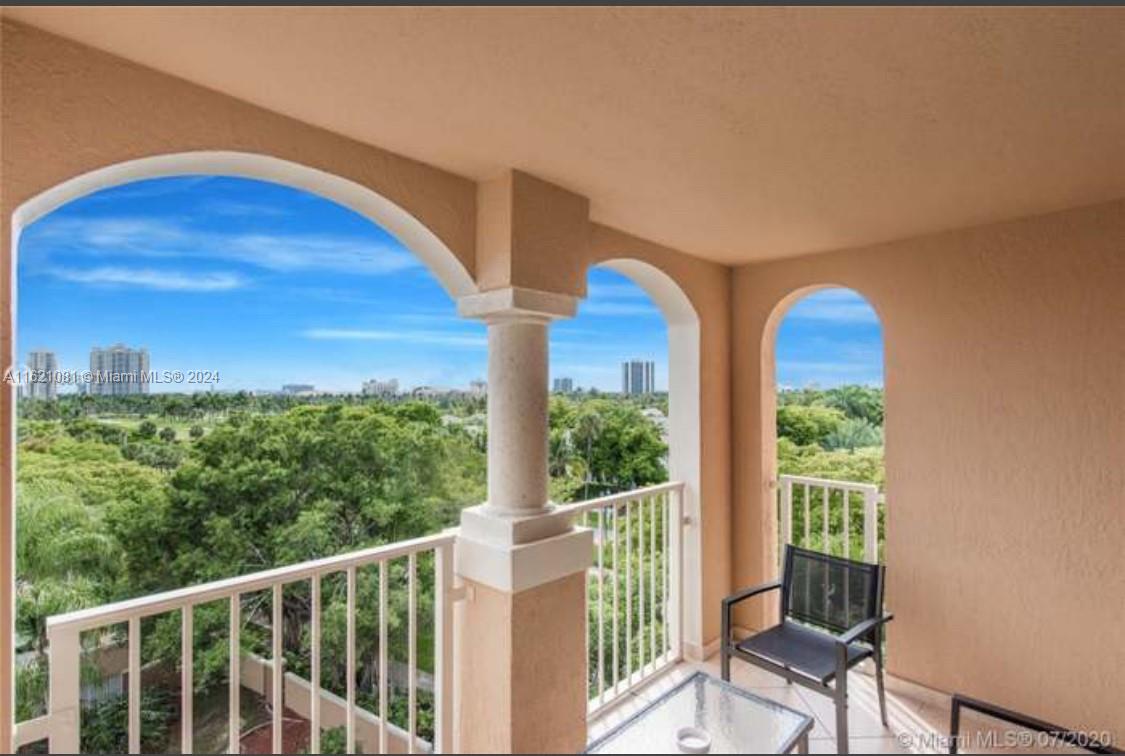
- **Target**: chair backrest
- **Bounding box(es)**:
[781,545,884,635]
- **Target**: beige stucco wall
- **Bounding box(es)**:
[732,200,1125,739]
[457,574,588,753]
[0,21,734,745]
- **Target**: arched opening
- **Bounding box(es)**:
[596,260,702,664]
[10,151,476,299]
[549,258,703,704]
[761,286,885,578]
[8,153,482,754]
[548,265,670,499]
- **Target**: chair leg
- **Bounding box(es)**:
[875,652,888,726]
[835,646,849,755]
[874,630,888,726]
[720,603,731,681]
[835,683,849,756]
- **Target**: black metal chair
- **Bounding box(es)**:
[721,545,893,756]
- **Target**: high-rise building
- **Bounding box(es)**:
[468,379,487,397]
[362,378,399,397]
[26,350,58,400]
[553,377,575,393]
[281,384,316,396]
[89,344,150,396]
[621,360,655,395]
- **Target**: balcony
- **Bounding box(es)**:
[16,475,1084,755]
[3,9,1124,755]
[12,484,686,754]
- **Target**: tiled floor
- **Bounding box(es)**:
[587,656,1090,754]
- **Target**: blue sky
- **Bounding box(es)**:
[775,289,883,389]
[17,176,880,393]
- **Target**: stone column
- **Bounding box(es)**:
[454,286,592,754]
[483,316,550,517]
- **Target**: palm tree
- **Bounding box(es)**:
[574,409,604,498]
[826,385,884,426]
[822,418,883,452]
[548,428,575,478]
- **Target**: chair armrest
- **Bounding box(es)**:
[721,580,782,610]
[721,581,782,650]
[837,613,894,646]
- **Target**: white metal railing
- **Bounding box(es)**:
[557,481,684,717]
[15,531,457,755]
[778,474,884,563]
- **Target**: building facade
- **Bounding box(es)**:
[621,360,655,395]
[88,344,149,396]
[552,377,574,393]
[362,378,399,397]
[25,350,58,400]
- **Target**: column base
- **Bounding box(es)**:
[457,504,592,593]
[454,505,592,753]
[457,571,589,754]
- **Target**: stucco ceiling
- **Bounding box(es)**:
[6,6,1125,264]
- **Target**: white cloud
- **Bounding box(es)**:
[222,234,418,275]
[580,279,662,318]
[201,200,288,218]
[775,359,883,388]
[300,328,486,349]
[586,283,651,299]
[84,177,215,202]
[785,289,879,324]
[51,267,245,292]
[40,218,189,251]
[28,216,419,277]
[579,301,661,317]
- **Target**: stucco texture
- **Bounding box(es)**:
[0,22,734,745]
[456,574,588,753]
[7,7,1125,264]
[732,200,1125,739]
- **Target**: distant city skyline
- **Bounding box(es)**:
[17,176,881,393]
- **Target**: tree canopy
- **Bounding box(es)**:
[14,390,670,736]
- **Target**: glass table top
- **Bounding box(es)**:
[587,671,815,754]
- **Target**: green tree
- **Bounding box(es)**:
[111,402,483,731]
[822,417,883,451]
[824,385,884,426]
[776,404,845,447]
[550,397,667,499]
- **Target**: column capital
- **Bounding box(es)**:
[457,286,578,323]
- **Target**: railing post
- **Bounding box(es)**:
[780,477,793,551]
[46,624,81,754]
[434,541,455,754]
[864,486,879,563]
[668,485,683,662]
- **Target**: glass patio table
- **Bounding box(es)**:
[587,671,815,754]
